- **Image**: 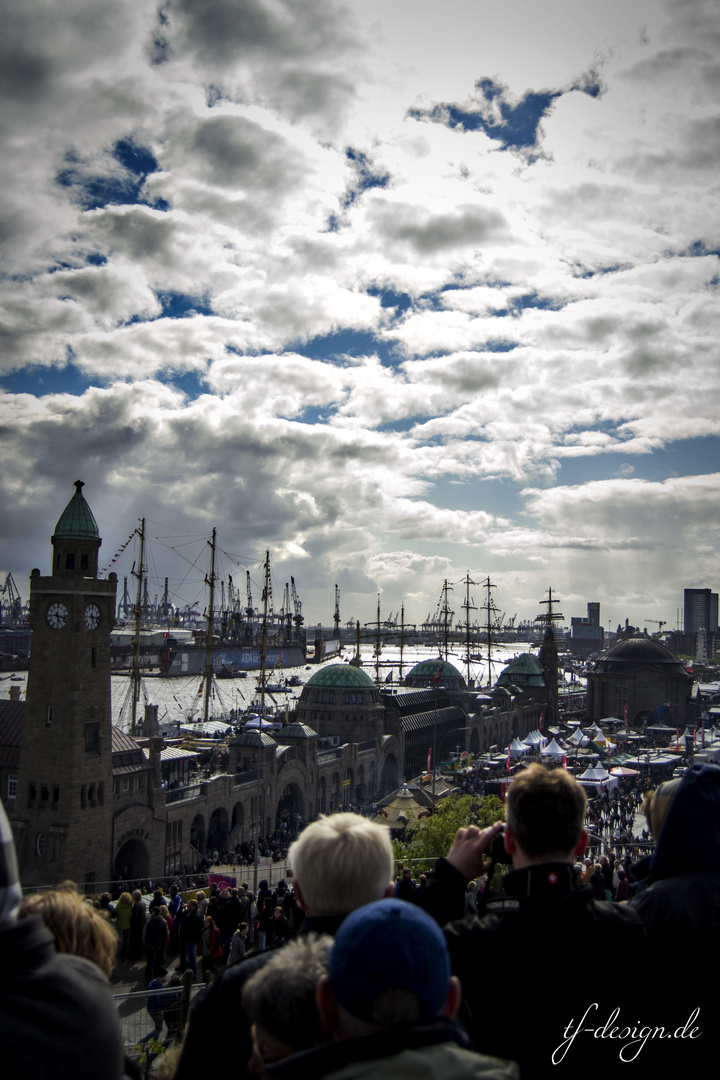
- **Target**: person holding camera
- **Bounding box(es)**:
[418,765,646,1079]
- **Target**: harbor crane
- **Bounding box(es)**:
[0,573,23,625]
[291,577,303,628]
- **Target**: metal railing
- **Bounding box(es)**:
[165,784,203,804]
[114,976,201,1071]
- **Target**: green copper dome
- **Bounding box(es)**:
[53,480,99,540]
[306,664,375,688]
[406,659,463,682]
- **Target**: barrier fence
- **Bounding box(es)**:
[114,975,201,1075]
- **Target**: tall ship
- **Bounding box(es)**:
[110,526,307,676]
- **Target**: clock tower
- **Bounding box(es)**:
[13,481,117,888]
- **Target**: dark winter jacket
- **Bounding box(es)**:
[419,857,647,1080]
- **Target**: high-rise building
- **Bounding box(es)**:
[683,589,718,634]
[570,602,604,658]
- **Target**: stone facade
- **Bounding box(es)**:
[587,635,694,725]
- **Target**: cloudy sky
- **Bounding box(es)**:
[1,0,719,634]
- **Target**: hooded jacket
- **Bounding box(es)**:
[629,762,720,949]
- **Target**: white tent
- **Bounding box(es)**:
[509,737,530,757]
[577,764,618,792]
[541,737,565,758]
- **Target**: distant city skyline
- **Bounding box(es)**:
[1,1,719,632]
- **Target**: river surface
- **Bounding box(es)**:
[2,638,584,734]
[109,639,538,731]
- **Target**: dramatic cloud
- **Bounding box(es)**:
[1,0,719,631]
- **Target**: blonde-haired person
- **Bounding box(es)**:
[288,812,394,916]
[19,884,118,977]
[114,890,133,960]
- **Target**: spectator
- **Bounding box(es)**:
[418,764,646,1078]
[264,900,518,1080]
[114,890,134,961]
[128,889,147,961]
[179,899,203,980]
[19,884,118,978]
[242,934,332,1072]
[0,802,124,1080]
[175,812,394,1080]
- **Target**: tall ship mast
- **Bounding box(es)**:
[480,576,501,689]
[200,528,217,726]
[460,572,478,687]
[129,518,146,736]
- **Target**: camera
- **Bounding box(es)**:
[489,825,511,865]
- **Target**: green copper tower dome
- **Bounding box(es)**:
[53,480,99,540]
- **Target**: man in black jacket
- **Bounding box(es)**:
[178,899,203,980]
[418,765,647,1080]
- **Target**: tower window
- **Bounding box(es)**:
[91,647,96,668]
[84,723,99,755]
[65,553,75,570]
[81,553,88,571]
[7,775,17,799]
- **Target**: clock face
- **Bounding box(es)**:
[85,603,101,630]
[47,602,69,629]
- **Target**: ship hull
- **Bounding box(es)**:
[166,644,306,676]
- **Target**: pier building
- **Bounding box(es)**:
[0,483,543,886]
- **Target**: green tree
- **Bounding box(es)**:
[393,794,504,869]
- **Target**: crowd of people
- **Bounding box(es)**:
[3,758,717,1079]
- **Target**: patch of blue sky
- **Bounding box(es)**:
[157,369,207,401]
[556,436,720,485]
[122,291,213,326]
[158,292,213,319]
[483,340,516,353]
[342,148,390,209]
[56,138,170,212]
[409,81,560,152]
[288,404,331,427]
[376,415,428,435]
[572,262,631,279]
[291,327,399,367]
[511,291,563,313]
[409,75,603,154]
[0,359,94,397]
[677,240,720,259]
[366,286,413,312]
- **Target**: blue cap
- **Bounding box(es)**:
[329,898,450,1023]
